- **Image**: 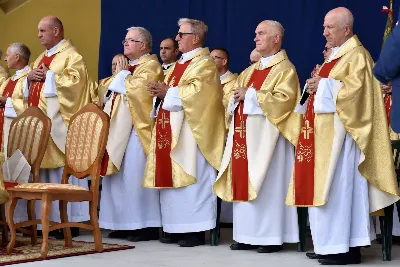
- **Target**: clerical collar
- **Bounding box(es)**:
[220,70,231,81]
[46,39,66,57]
[328,38,351,62]
[162,62,175,70]
[129,53,150,66]
[179,47,202,64]
[260,53,278,68]
[13,65,30,81]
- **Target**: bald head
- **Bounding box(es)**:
[38,16,64,50]
[323,7,354,47]
[250,48,261,64]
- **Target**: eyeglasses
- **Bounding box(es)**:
[177,32,195,38]
[212,56,226,60]
[122,39,143,45]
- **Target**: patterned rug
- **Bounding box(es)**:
[0,234,135,266]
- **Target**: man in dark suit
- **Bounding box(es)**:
[373,9,400,132]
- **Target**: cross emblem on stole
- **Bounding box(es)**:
[235,120,246,138]
[301,120,313,139]
[158,112,170,129]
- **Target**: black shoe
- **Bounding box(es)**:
[178,232,206,247]
[127,228,160,242]
[54,227,80,240]
[318,249,361,265]
[230,242,257,250]
[159,233,185,244]
[306,252,327,260]
[36,230,58,237]
[108,230,137,239]
[257,245,283,253]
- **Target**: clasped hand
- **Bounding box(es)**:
[233,87,247,102]
[147,81,169,99]
[27,63,49,82]
[306,75,322,94]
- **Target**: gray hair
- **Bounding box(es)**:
[126,26,152,51]
[9,43,31,62]
[338,11,354,32]
[178,18,208,43]
[264,20,285,41]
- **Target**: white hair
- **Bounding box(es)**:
[178,18,208,43]
[126,26,152,51]
[264,20,285,41]
[9,43,31,61]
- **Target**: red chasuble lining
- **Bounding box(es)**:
[0,79,18,151]
[28,54,57,107]
[294,58,340,205]
[231,67,271,201]
[154,61,191,188]
[100,65,137,176]
[384,93,392,126]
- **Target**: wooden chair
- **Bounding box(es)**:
[0,107,51,245]
[379,140,400,261]
[6,103,110,258]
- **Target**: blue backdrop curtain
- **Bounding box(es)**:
[99,0,398,86]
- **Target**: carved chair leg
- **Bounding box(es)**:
[89,200,103,252]
[27,200,37,246]
[59,200,72,247]
[40,194,51,259]
[6,195,18,253]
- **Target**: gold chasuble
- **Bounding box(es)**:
[214,50,302,202]
[0,67,9,87]
[0,68,30,202]
[143,47,226,189]
[286,36,400,213]
[101,54,163,176]
[27,40,91,169]
[221,72,238,109]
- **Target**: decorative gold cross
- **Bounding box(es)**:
[301,120,313,139]
[158,112,170,129]
[235,120,246,138]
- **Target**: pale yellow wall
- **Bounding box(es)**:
[0,0,100,79]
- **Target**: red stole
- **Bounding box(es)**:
[154,61,191,188]
[0,79,18,151]
[231,67,272,201]
[100,65,137,176]
[293,58,340,205]
[384,93,392,126]
[28,54,57,107]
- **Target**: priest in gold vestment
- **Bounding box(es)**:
[98,27,163,241]
[286,8,400,265]
[0,43,31,209]
[214,20,302,253]
[23,16,91,237]
[144,18,225,247]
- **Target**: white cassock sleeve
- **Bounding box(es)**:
[243,88,264,115]
[43,71,58,97]
[314,78,342,114]
[227,97,239,115]
[23,78,29,99]
[162,86,183,112]
[4,98,17,118]
[108,70,130,95]
[150,97,161,118]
